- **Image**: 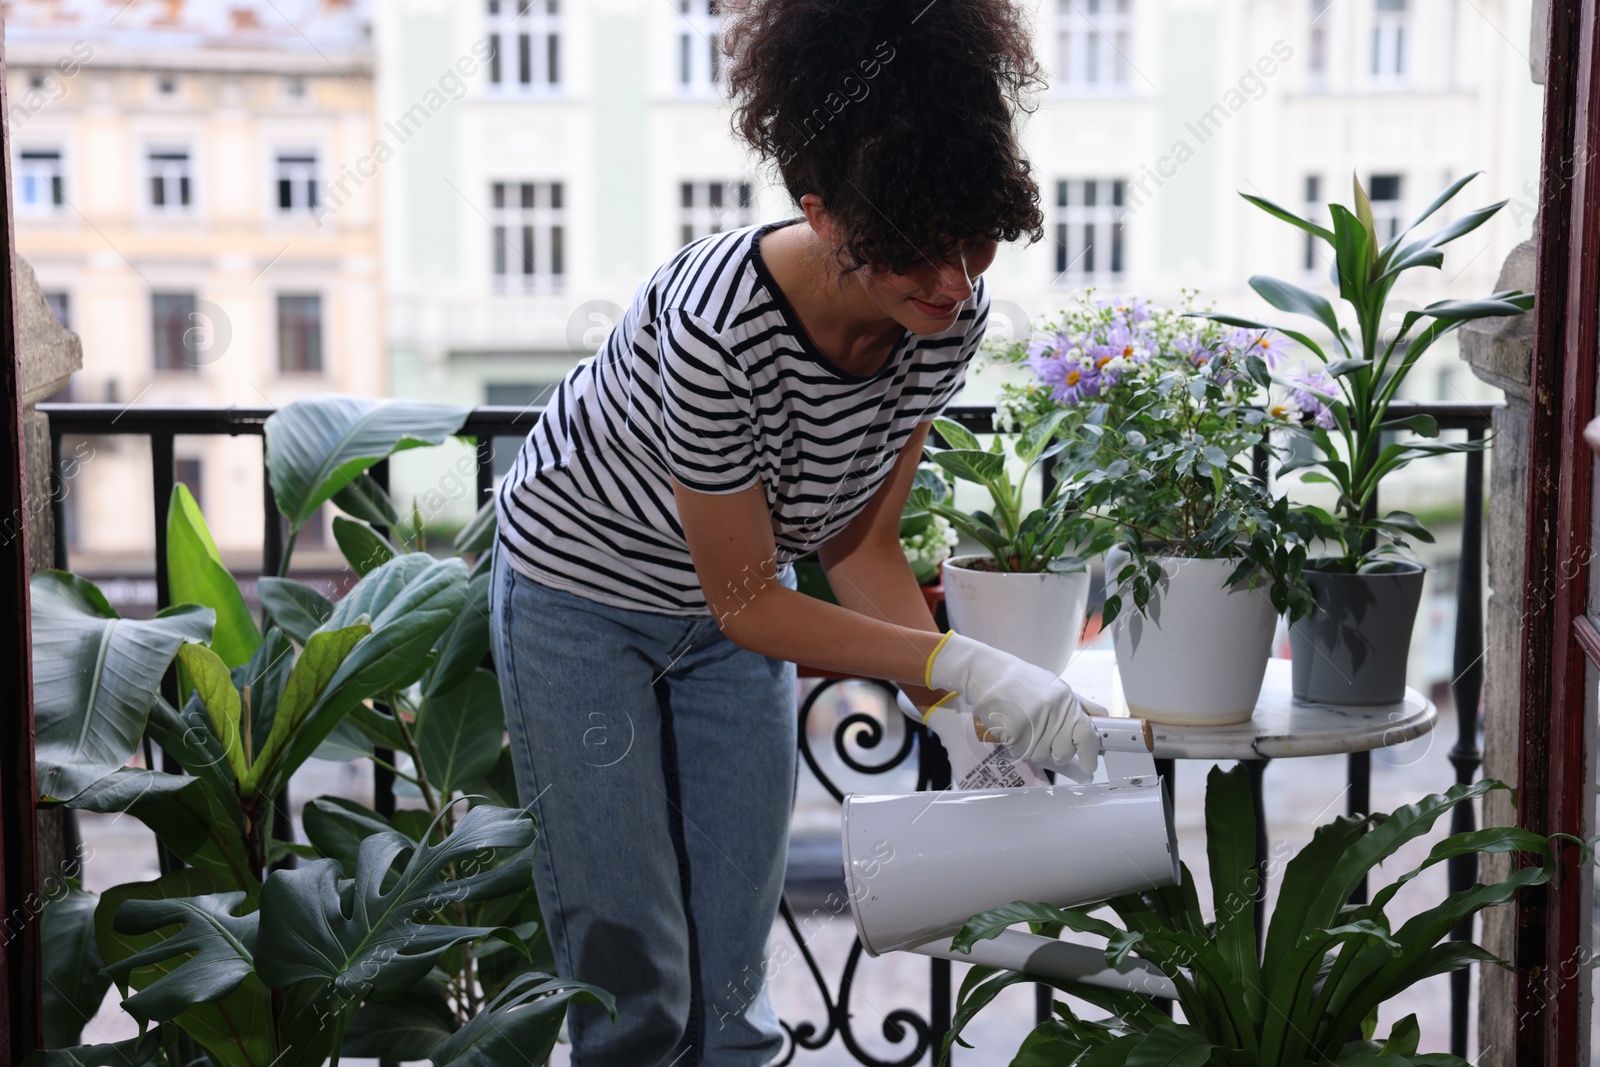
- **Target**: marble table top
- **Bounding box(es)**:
[1060,650,1437,761]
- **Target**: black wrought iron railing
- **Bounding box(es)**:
[35,399,1497,1063]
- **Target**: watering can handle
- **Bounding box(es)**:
[973,715,1152,753]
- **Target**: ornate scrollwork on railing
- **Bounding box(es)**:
[781,674,950,1064]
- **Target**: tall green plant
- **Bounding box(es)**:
[943,766,1552,1066]
[916,411,1103,574]
[1192,172,1533,572]
[28,397,602,1066]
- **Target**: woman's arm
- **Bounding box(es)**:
[673,425,947,690]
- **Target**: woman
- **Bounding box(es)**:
[488,1,1100,1061]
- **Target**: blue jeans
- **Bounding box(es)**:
[488,546,798,1066]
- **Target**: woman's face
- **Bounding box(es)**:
[854,238,999,335]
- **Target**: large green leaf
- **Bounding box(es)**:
[95,871,274,1067]
[177,643,246,783]
[30,571,215,801]
[1247,275,1342,336]
[20,1026,170,1067]
[301,796,397,877]
[417,668,506,794]
[342,983,457,1060]
[1124,1024,1214,1067]
[422,570,492,698]
[332,516,396,577]
[1239,190,1335,242]
[41,883,110,1047]
[254,578,332,646]
[273,554,469,782]
[255,804,538,1003]
[244,623,371,795]
[166,484,261,669]
[265,396,470,529]
[104,891,259,1021]
[429,972,614,1067]
[68,769,254,894]
[1203,764,1260,1025]
[331,470,400,530]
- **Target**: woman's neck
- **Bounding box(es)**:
[759,222,906,377]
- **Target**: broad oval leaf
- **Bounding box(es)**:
[68,769,253,892]
[256,577,333,646]
[41,883,110,1048]
[166,484,260,669]
[177,643,246,783]
[30,572,215,802]
[265,396,470,530]
[417,668,507,794]
[332,516,396,577]
[423,569,492,698]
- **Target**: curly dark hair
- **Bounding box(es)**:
[722,0,1046,276]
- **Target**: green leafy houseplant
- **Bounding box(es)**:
[29,397,611,1067]
[942,765,1552,1066]
[993,292,1318,624]
[1191,171,1533,573]
[916,410,1102,575]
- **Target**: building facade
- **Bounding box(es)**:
[377,0,1542,532]
[6,0,382,571]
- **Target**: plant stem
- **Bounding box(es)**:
[277,528,298,578]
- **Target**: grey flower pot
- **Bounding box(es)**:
[1288,561,1425,705]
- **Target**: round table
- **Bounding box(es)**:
[1060,649,1438,760]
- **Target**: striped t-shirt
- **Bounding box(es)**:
[495,219,988,616]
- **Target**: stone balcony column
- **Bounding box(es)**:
[16,254,83,894]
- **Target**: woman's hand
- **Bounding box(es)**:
[924,633,1103,771]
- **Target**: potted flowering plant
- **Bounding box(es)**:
[912,411,1103,674]
[996,292,1318,724]
[1193,172,1533,704]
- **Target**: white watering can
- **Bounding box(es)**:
[840,717,1180,998]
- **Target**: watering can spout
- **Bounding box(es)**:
[841,717,1179,994]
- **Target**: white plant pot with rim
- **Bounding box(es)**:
[1108,551,1277,726]
[940,554,1092,675]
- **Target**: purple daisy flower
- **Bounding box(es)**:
[1287,367,1338,428]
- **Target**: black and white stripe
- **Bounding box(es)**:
[495,219,987,616]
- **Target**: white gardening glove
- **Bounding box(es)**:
[924,632,1102,773]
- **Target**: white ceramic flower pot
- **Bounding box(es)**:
[1108,553,1277,726]
[940,555,1092,675]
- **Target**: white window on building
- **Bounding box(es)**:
[677,0,723,94]
[1371,0,1408,84]
[1054,179,1125,281]
[680,181,753,246]
[1308,0,1331,86]
[487,0,562,92]
[491,181,565,293]
[148,149,192,210]
[1303,174,1323,272]
[17,150,63,212]
[276,153,319,213]
[1056,0,1132,92]
[1367,174,1404,247]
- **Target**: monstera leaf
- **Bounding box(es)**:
[430,972,614,1067]
[265,396,469,530]
[103,890,259,1021]
[30,571,215,801]
[96,871,275,1067]
[255,803,538,1006]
